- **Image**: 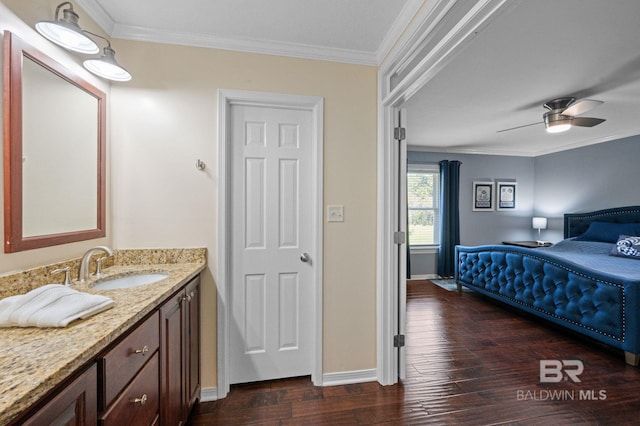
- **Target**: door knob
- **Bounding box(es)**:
[300,253,311,263]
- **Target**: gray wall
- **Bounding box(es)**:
[533,135,640,242]
[408,150,535,276]
[410,135,640,277]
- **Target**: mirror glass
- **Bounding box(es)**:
[4,31,106,252]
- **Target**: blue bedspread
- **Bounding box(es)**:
[538,239,640,280]
[456,207,640,363]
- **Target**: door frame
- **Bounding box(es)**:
[217,89,324,398]
[376,0,513,385]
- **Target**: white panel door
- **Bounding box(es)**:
[230,104,313,384]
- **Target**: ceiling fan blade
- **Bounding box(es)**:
[562,99,603,116]
[496,122,543,133]
[571,117,606,127]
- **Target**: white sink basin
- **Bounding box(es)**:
[92,272,169,290]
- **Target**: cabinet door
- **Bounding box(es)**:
[185,277,201,410]
[160,290,184,426]
[23,364,97,426]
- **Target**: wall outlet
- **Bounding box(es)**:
[327,205,344,222]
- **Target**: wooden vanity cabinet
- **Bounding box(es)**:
[22,364,97,426]
[98,311,160,426]
[159,275,200,426]
[12,274,201,426]
[185,277,201,411]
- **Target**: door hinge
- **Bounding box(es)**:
[393,231,405,245]
[394,126,406,141]
[394,334,405,348]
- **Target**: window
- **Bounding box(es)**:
[407,164,440,247]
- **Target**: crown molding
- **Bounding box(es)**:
[74,0,409,66]
[111,23,379,65]
[408,128,640,158]
[74,0,116,34]
[376,0,425,65]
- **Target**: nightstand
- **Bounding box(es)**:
[502,240,552,248]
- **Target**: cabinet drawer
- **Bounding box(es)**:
[101,311,159,407]
[100,351,159,426]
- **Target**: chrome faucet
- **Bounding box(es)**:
[79,246,114,282]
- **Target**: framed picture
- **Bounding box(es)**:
[472,181,494,211]
[496,181,517,210]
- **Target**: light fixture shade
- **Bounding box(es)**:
[545,121,571,133]
[544,112,572,133]
[532,217,548,230]
[84,46,132,82]
[35,3,99,54]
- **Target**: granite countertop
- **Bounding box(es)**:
[0,249,206,425]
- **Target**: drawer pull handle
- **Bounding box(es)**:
[133,394,148,405]
[134,345,149,356]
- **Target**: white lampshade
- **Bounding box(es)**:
[35,3,99,54]
[83,46,132,82]
[545,121,571,133]
[532,217,548,230]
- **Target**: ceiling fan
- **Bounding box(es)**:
[497,97,606,134]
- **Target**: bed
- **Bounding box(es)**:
[455,205,640,365]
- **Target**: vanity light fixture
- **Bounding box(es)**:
[35,2,132,82]
[83,38,132,82]
[35,2,99,54]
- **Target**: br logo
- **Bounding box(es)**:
[539,360,584,383]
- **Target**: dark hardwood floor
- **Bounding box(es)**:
[187,280,640,425]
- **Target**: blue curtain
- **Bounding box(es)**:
[438,160,461,277]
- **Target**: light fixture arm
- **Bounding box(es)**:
[82,30,112,48]
[55,2,73,17]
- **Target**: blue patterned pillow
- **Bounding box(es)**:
[575,221,640,243]
[610,235,640,259]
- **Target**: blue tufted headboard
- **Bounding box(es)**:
[564,205,640,239]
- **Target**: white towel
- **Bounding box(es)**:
[0,284,114,328]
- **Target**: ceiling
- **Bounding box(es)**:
[75,0,640,157]
[75,0,420,65]
[402,0,640,156]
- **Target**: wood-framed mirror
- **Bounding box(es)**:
[3,31,106,253]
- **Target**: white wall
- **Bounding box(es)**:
[110,41,379,388]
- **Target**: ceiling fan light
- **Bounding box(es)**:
[546,121,571,133]
[544,111,572,134]
[35,3,99,54]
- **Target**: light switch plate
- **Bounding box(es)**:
[327,205,344,222]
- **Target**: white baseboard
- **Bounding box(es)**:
[200,387,218,402]
[322,368,377,387]
[200,370,377,401]
[408,274,438,280]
